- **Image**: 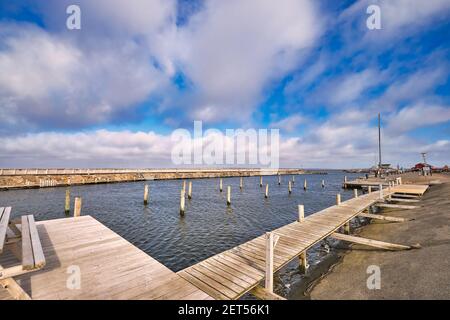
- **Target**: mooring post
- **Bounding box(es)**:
[278,175,281,185]
[303,179,307,190]
[344,220,351,234]
[344,176,347,187]
[180,189,185,216]
[265,184,269,198]
[227,186,231,206]
[182,180,186,193]
[288,181,292,194]
[354,189,358,198]
[336,193,341,205]
[65,189,70,214]
[74,197,82,217]
[368,185,372,194]
[260,176,263,187]
[298,204,304,222]
[292,175,295,184]
[379,184,383,199]
[240,177,243,190]
[265,232,274,292]
[299,251,308,274]
[188,181,192,200]
[144,185,149,205]
[219,178,223,192]
[322,179,325,188]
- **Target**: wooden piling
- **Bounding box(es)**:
[299,252,308,274]
[292,175,295,184]
[288,181,292,194]
[227,186,231,206]
[354,189,358,198]
[144,185,149,205]
[180,189,185,216]
[65,189,70,214]
[344,221,350,234]
[379,184,383,199]
[336,193,341,205]
[278,175,281,185]
[260,176,263,187]
[344,176,347,188]
[219,178,223,192]
[303,179,307,190]
[368,186,372,193]
[240,177,243,190]
[74,197,82,217]
[322,179,325,188]
[188,181,192,200]
[265,232,274,292]
[182,180,186,193]
[265,184,269,198]
[298,205,304,222]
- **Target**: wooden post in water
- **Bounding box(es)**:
[144,185,149,205]
[298,205,304,222]
[344,176,347,188]
[188,181,192,200]
[227,186,231,206]
[336,193,341,205]
[368,186,372,194]
[219,178,223,192]
[260,176,263,187]
[379,184,383,199]
[298,205,307,273]
[292,175,295,184]
[288,181,292,194]
[182,180,186,193]
[344,220,351,234]
[265,232,274,292]
[322,179,325,188]
[354,189,358,198]
[65,189,70,214]
[180,189,185,216]
[265,184,269,198]
[240,177,243,190]
[278,175,281,185]
[74,197,82,217]
[303,179,307,190]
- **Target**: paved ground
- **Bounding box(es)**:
[303,174,450,299]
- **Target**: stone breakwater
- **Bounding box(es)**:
[0,168,324,190]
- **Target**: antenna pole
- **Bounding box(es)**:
[378,113,382,169]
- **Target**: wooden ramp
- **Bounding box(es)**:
[178,185,428,300]
[0,216,212,300]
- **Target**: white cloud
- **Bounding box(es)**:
[386,104,450,134]
[176,0,322,122]
[270,115,305,132]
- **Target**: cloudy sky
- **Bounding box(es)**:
[0,0,449,169]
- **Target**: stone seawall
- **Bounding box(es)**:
[0,168,321,190]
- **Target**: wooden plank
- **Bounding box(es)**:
[0,277,31,300]
[184,268,236,299]
[27,215,46,269]
[387,198,420,203]
[250,285,286,300]
[330,233,415,250]
[21,215,34,270]
[375,203,418,210]
[359,212,410,222]
[0,207,10,254]
[178,270,229,300]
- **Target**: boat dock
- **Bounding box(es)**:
[1,182,428,300]
[176,183,428,299]
[0,216,212,300]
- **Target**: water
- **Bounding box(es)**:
[0,171,359,272]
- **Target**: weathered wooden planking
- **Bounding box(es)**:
[0,207,11,254]
[21,215,34,270]
[178,188,396,300]
[391,184,428,195]
[0,216,213,300]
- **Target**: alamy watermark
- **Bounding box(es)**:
[366,265,381,289]
[171,121,280,169]
[66,265,81,290]
[366,4,381,30]
[66,5,81,30]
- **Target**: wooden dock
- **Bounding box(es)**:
[0,216,212,300]
[177,184,428,300]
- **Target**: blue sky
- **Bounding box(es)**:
[0,0,449,168]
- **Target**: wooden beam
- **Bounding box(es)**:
[0,276,31,300]
[359,212,411,222]
[388,198,419,203]
[375,203,418,210]
[391,194,420,199]
[250,286,286,300]
[330,233,418,250]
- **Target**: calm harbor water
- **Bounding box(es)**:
[0,171,359,273]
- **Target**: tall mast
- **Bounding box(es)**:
[378,113,382,169]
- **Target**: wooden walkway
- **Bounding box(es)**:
[0,216,212,300]
[177,184,428,300]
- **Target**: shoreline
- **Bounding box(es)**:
[288,172,450,300]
